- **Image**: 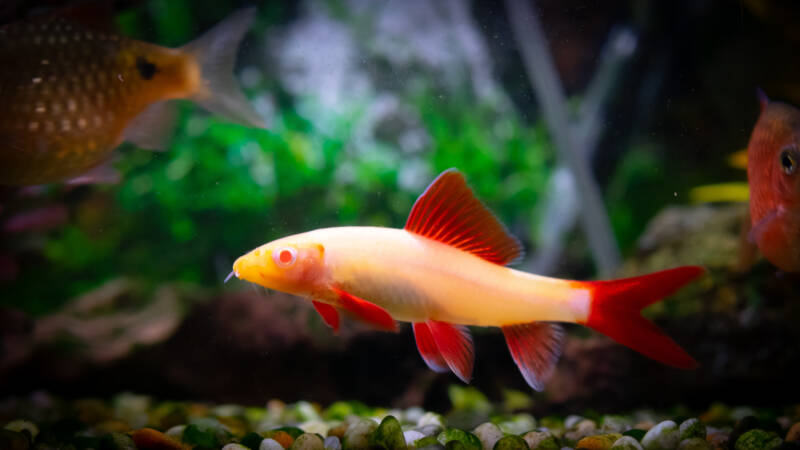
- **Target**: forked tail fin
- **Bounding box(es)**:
[182,7,266,128]
[581,266,704,369]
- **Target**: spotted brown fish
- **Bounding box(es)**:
[0,7,265,185]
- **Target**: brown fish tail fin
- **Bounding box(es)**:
[182,7,266,128]
[580,266,704,369]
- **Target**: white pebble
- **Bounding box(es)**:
[403,430,425,446]
[222,444,250,450]
[259,438,284,450]
[324,436,341,450]
[641,420,679,450]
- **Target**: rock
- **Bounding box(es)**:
[0,429,30,450]
[601,416,632,434]
[679,419,706,441]
[370,416,406,449]
[576,433,622,450]
[260,438,286,450]
[342,419,377,450]
[131,428,188,450]
[677,437,711,450]
[786,423,800,442]
[324,436,342,450]
[564,420,599,445]
[419,413,446,428]
[733,429,782,450]
[610,436,643,450]
[498,414,537,435]
[419,424,445,437]
[327,422,350,440]
[290,433,325,450]
[522,430,559,450]
[640,421,679,450]
[104,432,137,450]
[223,444,251,450]
[473,423,503,450]
[299,421,329,436]
[566,416,586,429]
[404,430,425,447]
[165,425,186,440]
[436,428,482,450]
[3,420,38,441]
[264,430,296,448]
[493,435,529,449]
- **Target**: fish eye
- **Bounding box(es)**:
[780,147,798,175]
[272,247,297,268]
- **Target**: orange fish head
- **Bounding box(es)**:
[748,102,800,217]
[233,234,328,297]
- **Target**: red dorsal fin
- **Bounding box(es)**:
[426,320,474,383]
[331,286,397,332]
[413,322,449,373]
[312,301,340,333]
[502,322,564,391]
[405,169,523,265]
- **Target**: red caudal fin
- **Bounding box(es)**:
[312,301,340,333]
[580,266,705,369]
[405,169,523,265]
[501,322,564,391]
[413,322,449,373]
[423,320,474,383]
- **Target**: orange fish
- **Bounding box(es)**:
[0,7,264,185]
[747,91,800,272]
[230,170,703,390]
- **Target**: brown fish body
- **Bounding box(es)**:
[747,100,800,272]
[0,8,263,185]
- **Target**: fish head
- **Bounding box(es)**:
[232,233,328,297]
[748,101,800,218]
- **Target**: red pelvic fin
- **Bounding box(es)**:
[426,320,474,383]
[501,322,564,391]
[581,266,704,369]
[312,301,340,333]
[413,322,449,373]
[331,286,397,332]
[404,169,523,265]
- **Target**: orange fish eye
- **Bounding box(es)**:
[780,147,798,175]
[273,247,297,268]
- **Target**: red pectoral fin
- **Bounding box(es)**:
[331,286,397,332]
[502,322,564,391]
[312,301,340,333]
[413,322,448,373]
[426,320,474,383]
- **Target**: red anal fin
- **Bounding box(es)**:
[331,286,397,332]
[581,266,704,369]
[312,301,340,333]
[404,169,523,265]
[501,322,564,391]
[413,322,448,373]
[426,320,474,383]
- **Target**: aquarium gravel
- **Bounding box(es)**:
[2,392,800,450]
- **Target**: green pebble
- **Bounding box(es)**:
[473,423,503,450]
[4,420,39,441]
[240,432,263,450]
[343,419,378,450]
[641,420,679,450]
[290,433,325,450]
[610,436,643,450]
[622,430,646,441]
[493,435,529,450]
[414,435,443,449]
[676,437,711,450]
[734,429,782,450]
[183,424,221,448]
[418,413,446,428]
[446,441,468,450]
[0,429,30,450]
[522,431,558,450]
[436,429,482,450]
[498,414,537,435]
[678,419,706,441]
[369,416,407,450]
[101,432,136,450]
